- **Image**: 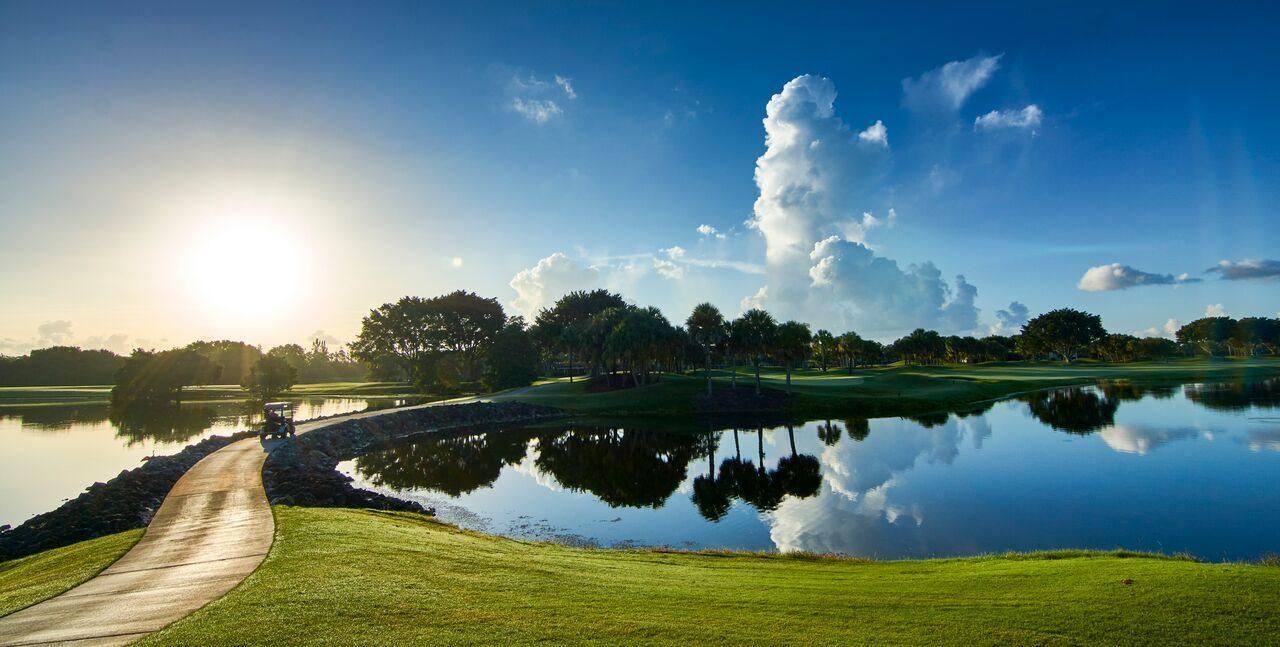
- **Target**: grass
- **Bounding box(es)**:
[495,357,1280,417]
[0,381,417,406]
[139,507,1280,646]
[0,530,142,617]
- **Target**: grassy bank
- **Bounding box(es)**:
[495,357,1280,417]
[0,530,141,617]
[141,507,1279,646]
[0,381,417,406]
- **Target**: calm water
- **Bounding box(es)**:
[341,379,1280,560]
[0,397,392,527]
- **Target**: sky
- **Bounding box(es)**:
[2,1,1278,354]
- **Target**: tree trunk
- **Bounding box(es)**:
[785,365,792,393]
[754,357,762,395]
[704,342,713,396]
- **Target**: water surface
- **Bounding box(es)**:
[341,379,1280,560]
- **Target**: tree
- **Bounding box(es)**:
[531,289,628,380]
[1176,317,1236,356]
[686,303,726,396]
[184,340,263,385]
[111,349,222,404]
[733,309,777,395]
[241,355,297,399]
[0,346,125,386]
[351,291,506,391]
[483,318,541,391]
[773,321,812,392]
[812,329,836,372]
[1020,308,1106,363]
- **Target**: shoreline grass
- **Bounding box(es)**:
[137,507,1280,646]
[494,357,1280,417]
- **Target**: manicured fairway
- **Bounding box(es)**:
[0,530,141,617]
[141,507,1280,646]
[497,358,1280,416]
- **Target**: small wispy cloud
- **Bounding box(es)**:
[508,72,578,124]
[1205,258,1280,281]
[902,53,1002,112]
[696,224,727,239]
[1205,303,1228,317]
[1077,263,1200,292]
[975,105,1043,132]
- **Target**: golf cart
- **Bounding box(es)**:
[260,402,296,440]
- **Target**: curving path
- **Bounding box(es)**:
[0,395,493,647]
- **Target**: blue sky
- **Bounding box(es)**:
[1,1,1277,351]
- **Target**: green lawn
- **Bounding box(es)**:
[0,381,417,406]
[495,357,1280,417]
[0,530,141,617]
[141,507,1280,646]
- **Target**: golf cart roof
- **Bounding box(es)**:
[263,402,291,410]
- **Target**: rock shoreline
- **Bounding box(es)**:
[0,431,256,560]
[263,401,564,513]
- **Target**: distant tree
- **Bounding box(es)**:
[733,309,777,395]
[351,291,506,390]
[836,331,862,373]
[686,303,726,396]
[112,349,222,404]
[1092,334,1141,363]
[1176,317,1236,356]
[185,340,263,385]
[483,318,541,391]
[241,355,297,399]
[773,321,812,392]
[891,328,945,365]
[1020,308,1106,362]
[0,346,125,386]
[531,289,629,380]
[267,344,307,371]
[812,329,836,372]
[1137,336,1179,362]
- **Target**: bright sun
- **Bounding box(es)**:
[179,216,304,322]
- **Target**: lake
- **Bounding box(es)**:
[0,397,394,527]
[340,379,1280,560]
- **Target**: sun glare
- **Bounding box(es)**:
[176,204,306,324]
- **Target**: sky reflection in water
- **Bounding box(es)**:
[342,379,1280,560]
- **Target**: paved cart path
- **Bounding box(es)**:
[0,394,496,647]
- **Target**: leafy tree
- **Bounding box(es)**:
[1020,308,1106,362]
[891,328,945,365]
[530,289,628,380]
[733,309,777,395]
[185,340,263,385]
[1176,317,1236,356]
[773,321,812,392]
[241,355,297,399]
[0,346,125,386]
[686,303,726,396]
[111,349,222,404]
[1092,334,1141,363]
[483,318,541,391]
[812,329,837,372]
[1137,336,1179,361]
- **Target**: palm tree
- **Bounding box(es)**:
[686,303,726,396]
[733,309,777,395]
[812,329,836,372]
[773,320,811,392]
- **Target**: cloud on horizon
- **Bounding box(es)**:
[1077,263,1200,291]
[508,252,599,317]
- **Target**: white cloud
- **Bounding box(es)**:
[1205,303,1228,317]
[696,224,726,239]
[1205,258,1280,281]
[744,75,979,335]
[511,97,562,124]
[508,252,599,318]
[857,120,888,147]
[740,286,769,313]
[1133,318,1182,339]
[1077,263,1200,291]
[554,75,577,100]
[974,104,1043,132]
[663,246,686,260]
[990,301,1030,335]
[653,258,684,280]
[902,53,1002,112]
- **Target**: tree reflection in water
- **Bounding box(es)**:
[1184,378,1280,412]
[108,402,218,445]
[1023,388,1118,434]
[353,428,539,496]
[695,426,823,520]
[534,427,709,508]
[1098,380,1177,402]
